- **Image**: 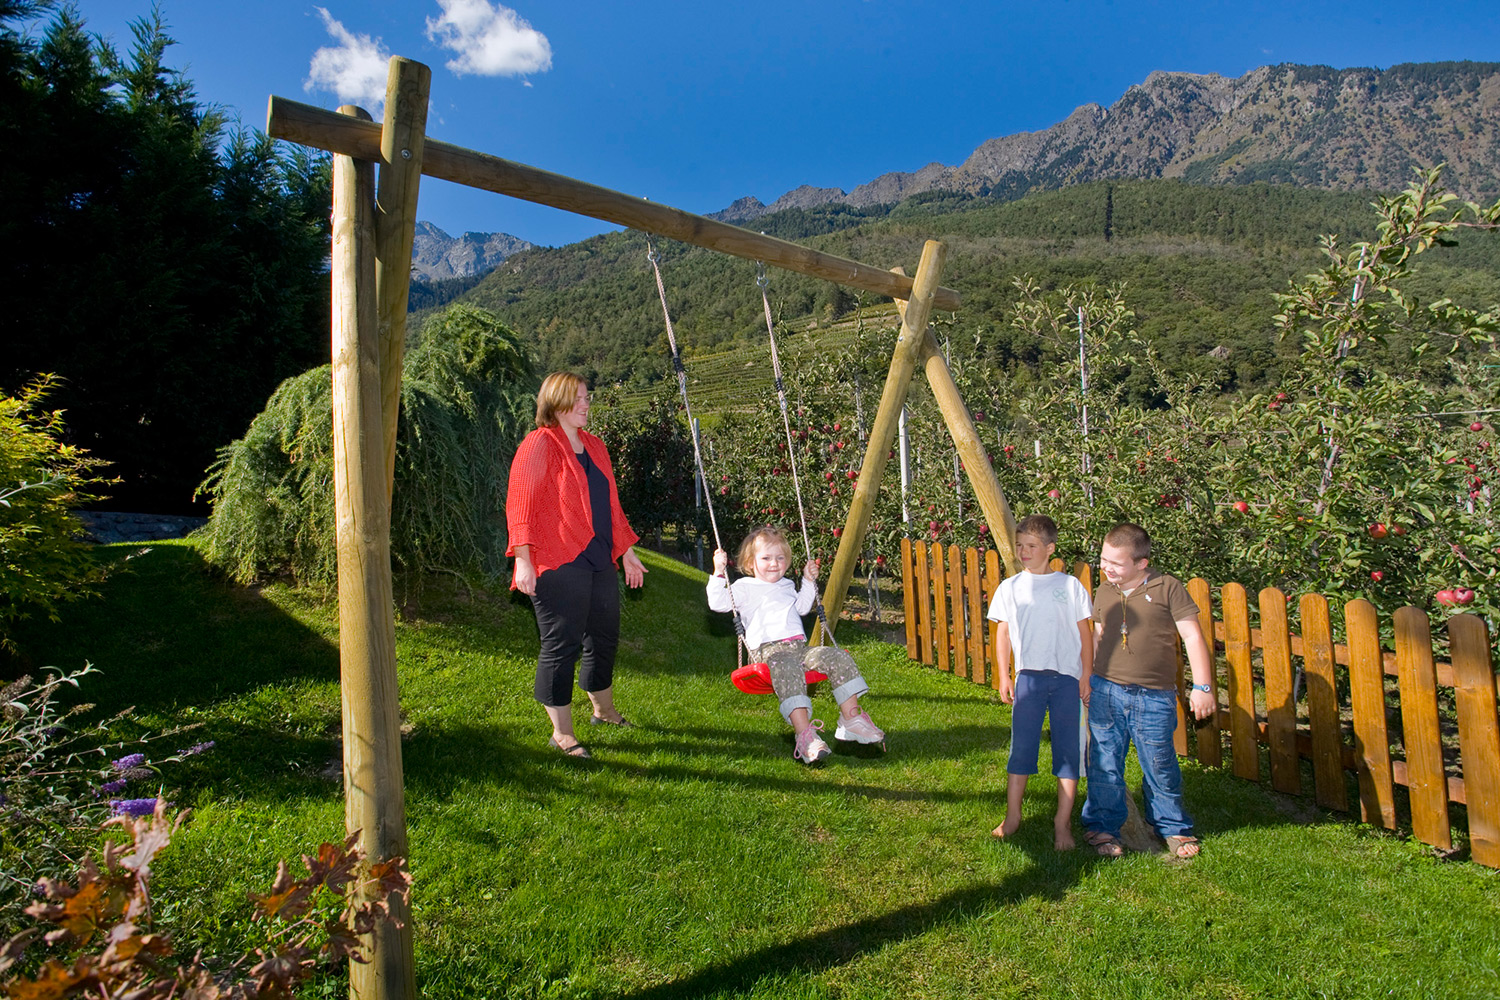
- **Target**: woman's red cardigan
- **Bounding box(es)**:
[505,424,640,580]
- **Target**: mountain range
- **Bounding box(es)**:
[411,222,533,280]
[711,61,1500,223]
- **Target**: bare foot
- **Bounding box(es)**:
[1054,820,1076,851]
[990,815,1021,839]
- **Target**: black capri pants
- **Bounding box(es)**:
[531,556,621,706]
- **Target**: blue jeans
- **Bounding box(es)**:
[1081,676,1193,838]
[1008,670,1082,779]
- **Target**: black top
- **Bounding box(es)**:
[575,448,614,570]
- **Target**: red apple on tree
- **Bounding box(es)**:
[1436,589,1459,606]
[1047,489,1060,499]
[1370,570,1384,582]
[1367,523,1388,539]
[1471,421,1485,432]
[1457,588,1476,605]
[1233,501,1250,514]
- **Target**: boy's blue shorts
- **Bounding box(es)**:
[1008,669,1083,779]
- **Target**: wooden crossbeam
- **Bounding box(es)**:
[267,96,961,311]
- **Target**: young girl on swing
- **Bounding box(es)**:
[707,525,885,763]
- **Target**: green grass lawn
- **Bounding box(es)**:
[14,542,1499,999]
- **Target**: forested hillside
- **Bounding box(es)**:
[1,7,331,512]
[437,179,1500,398]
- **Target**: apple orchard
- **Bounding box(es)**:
[593,171,1500,637]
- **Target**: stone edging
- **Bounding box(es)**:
[75,511,207,545]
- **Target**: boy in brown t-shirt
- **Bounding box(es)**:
[1080,523,1215,858]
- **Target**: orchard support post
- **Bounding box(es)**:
[818,240,947,637]
[331,104,415,1000]
[375,58,430,502]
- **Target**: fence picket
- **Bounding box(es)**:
[1188,578,1221,768]
[901,537,917,660]
[898,546,1500,869]
[947,544,966,680]
[1301,593,1347,812]
[1394,607,1451,851]
[984,550,1002,691]
[1222,583,1260,782]
[965,547,984,685]
[930,543,951,672]
[914,539,932,666]
[1260,587,1299,795]
[1345,599,1396,830]
[1449,614,1500,868]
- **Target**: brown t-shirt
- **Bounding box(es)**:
[1092,573,1200,690]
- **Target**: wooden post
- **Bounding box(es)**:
[331,106,415,1000]
[819,240,947,638]
[374,58,431,500]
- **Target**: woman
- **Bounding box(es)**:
[506,372,647,758]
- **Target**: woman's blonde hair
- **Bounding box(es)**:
[535,372,586,428]
[736,525,791,573]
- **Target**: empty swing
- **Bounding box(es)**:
[645,242,837,695]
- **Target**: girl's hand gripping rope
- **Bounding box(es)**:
[803,557,820,583]
[713,548,729,577]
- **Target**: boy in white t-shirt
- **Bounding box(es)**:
[986,515,1094,849]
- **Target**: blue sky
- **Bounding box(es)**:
[67,1,1500,247]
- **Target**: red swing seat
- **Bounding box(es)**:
[731,662,828,695]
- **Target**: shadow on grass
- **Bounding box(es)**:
[9,542,340,710]
[8,542,352,802]
[618,839,1104,1000]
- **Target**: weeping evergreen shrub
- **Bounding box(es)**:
[195,305,537,588]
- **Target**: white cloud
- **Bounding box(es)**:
[425,0,552,78]
[305,8,392,110]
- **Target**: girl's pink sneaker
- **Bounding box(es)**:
[794,721,832,763]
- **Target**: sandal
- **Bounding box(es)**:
[548,736,591,758]
[589,714,633,727]
[1085,830,1124,857]
[1164,835,1201,859]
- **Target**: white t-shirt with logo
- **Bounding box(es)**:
[986,571,1093,679]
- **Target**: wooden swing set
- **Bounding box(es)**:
[266,55,1022,1000]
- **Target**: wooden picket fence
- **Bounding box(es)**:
[899,537,1500,868]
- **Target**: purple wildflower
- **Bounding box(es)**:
[178,741,215,756]
[98,779,128,795]
[110,797,159,817]
[111,753,147,772]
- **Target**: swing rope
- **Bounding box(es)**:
[756,261,840,650]
[646,240,749,668]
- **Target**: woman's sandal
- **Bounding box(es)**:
[548,736,591,758]
[1085,831,1125,857]
[588,714,633,727]
[1164,835,1201,859]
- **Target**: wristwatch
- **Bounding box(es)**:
[1190,683,1212,693]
